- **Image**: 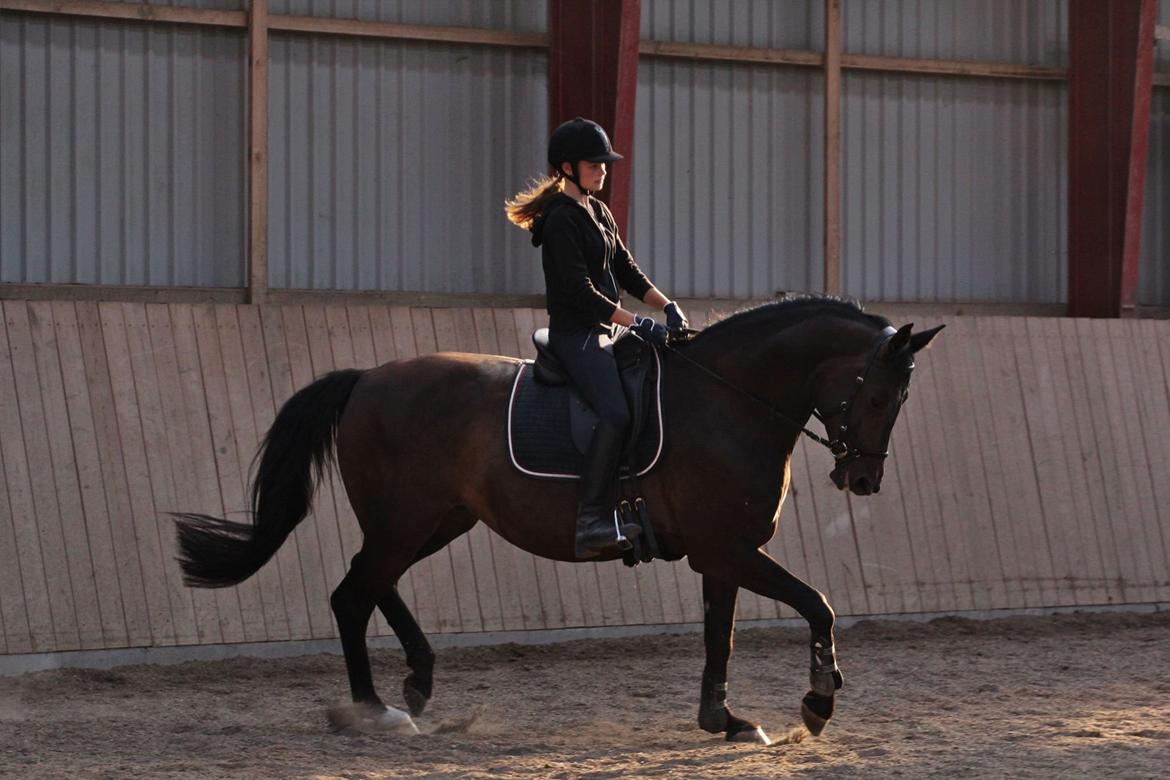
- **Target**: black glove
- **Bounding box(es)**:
[663,301,689,331]
[631,314,669,345]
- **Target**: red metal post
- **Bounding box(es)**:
[548,0,641,235]
[1068,0,1156,317]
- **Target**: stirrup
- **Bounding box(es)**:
[612,508,634,551]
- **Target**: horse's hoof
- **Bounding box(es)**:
[833,669,845,690]
[800,691,835,737]
[403,680,430,717]
[727,725,772,745]
[376,706,420,735]
[326,703,419,735]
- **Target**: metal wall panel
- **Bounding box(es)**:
[266,35,548,292]
[268,1,547,33]
[0,13,246,286]
[627,58,822,299]
[641,1,820,49]
[1139,1,1170,305]
[100,0,245,8]
[841,73,1066,303]
[1141,89,1168,306]
[842,0,1066,66]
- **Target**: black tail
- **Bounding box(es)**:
[174,368,364,588]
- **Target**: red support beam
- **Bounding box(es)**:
[1068,0,1156,317]
[548,0,641,235]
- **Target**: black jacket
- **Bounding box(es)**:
[532,194,653,332]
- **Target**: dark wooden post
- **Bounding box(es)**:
[548,0,641,235]
[247,0,269,304]
[1068,0,1156,317]
[823,0,842,296]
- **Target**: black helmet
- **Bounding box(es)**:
[547,117,623,171]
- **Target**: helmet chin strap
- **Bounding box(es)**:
[561,162,594,197]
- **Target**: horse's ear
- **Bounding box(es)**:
[881,324,914,360]
[909,324,945,353]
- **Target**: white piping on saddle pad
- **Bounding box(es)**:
[507,348,664,480]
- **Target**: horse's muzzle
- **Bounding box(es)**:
[850,475,879,495]
[830,464,882,495]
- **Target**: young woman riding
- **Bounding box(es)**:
[505,117,689,559]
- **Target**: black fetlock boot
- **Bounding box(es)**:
[575,422,642,558]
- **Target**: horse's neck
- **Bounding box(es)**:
[685,315,876,421]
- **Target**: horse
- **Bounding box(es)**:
[174,296,942,743]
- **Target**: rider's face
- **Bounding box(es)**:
[563,160,607,192]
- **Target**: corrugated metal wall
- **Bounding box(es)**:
[640,1,820,48]
[266,35,547,294]
[268,0,546,32]
[101,1,244,9]
[842,0,1066,64]
[841,75,1066,303]
[628,60,823,298]
[1,2,1168,304]
[629,1,1071,303]
[1139,2,1170,305]
[839,1,1067,303]
[627,2,824,298]
[0,13,246,286]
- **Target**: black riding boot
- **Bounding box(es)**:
[575,422,642,558]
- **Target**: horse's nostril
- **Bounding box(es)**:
[852,477,872,494]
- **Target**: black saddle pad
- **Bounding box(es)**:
[507,355,663,480]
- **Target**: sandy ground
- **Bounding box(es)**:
[1,611,1168,779]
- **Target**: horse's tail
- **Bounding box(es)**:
[174,368,365,588]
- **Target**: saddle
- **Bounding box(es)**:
[508,327,662,479]
[507,327,673,565]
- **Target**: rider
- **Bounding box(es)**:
[505,117,689,558]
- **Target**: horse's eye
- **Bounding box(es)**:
[869,396,888,411]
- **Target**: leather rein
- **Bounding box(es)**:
[663,326,899,465]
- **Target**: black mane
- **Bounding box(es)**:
[690,295,890,342]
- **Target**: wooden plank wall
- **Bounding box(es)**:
[1,302,1168,655]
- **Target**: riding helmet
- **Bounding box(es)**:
[547,117,624,171]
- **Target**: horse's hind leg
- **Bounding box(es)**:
[377,588,433,716]
[377,507,478,717]
[698,575,771,744]
[328,497,445,728]
[331,550,396,707]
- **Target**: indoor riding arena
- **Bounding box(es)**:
[2,2,1169,778]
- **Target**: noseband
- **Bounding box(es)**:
[666,326,899,464]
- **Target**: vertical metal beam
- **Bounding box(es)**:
[247,0,269,304]
[548,0,641,236]
[823,0,842,296]
[1068,0,1156,317]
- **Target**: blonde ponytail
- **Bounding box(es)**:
[505,174,565,231]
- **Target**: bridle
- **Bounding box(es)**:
[809,325,899,464]
[664,325,901,466]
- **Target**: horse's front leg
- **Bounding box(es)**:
[698,575,772,744]
[733,545,844,736]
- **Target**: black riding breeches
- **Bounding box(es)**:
[547,324,631,434]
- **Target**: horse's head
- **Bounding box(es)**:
[816,322,944,495]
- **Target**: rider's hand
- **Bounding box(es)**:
[632,314,669,345]
[663,301,689,332]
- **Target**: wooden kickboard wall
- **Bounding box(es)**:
[0,301,1167,656]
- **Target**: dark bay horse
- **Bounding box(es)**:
[175,297,942,743]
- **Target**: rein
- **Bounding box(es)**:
[663,326,898,464]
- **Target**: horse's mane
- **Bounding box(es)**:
[687,295,890,343]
